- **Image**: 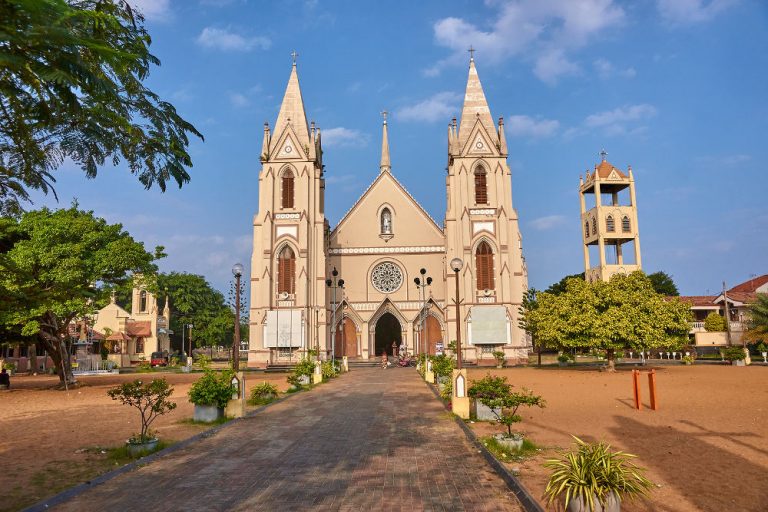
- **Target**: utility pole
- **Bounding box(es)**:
[723,281,731,346]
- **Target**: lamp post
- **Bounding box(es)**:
[414,268,432,355]
[450,258,464,369]
[232,263,244,370]
[183,323,194,364]
[325,267,344,363]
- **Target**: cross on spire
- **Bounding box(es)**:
[380,110,388,124]
[468,45,475,61]
[599,148,608,162]
[290,50,298,65]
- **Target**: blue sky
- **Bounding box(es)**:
[29,0,768,299]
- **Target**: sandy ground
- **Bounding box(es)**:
[0,370,291,512]
[466,364,768,512]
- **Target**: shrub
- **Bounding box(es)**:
[107,378,177,443]
[293,358,315,378]
[468,374,545,437]
[2,361,17,372]
[722,346,746,362]
[430,354,455,378]
[194,354,212,370]
[321,360,338,379]
[557,353,573,363]
[544,436,653,511]
[492,350,505,366]
[249,382,279,405]
[188,370,235,408]
[681,355,695,364]
[704,312,727,332]
[440,377,452,401]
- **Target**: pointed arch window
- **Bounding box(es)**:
[139,290,147,313]
[592,217,597,234]
[474,166,488,204]
[381,208,392,234]
[475,241,495,291]
[277,246,296,295]
[606,215,615,232]
[585,221,590,238]
[622,216,631,232]
[281,170,294,209]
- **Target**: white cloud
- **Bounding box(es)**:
[584,104,657,135]
[127,0,171,21]
[321,127,370,148]
[228,92,250,107]
[196,27,271,51]
[530,215,567,231]
[506,115,559,138]
[396,92,461,123]
[593,58,637,79]
[657,0,738,24]
[428,0,625,83]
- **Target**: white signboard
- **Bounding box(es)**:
[469,305,509,345]
[264,310,304,348]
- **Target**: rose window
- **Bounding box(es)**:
[371,262,403,293]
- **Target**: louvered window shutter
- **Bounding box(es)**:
[278,247,295,294]
[476,242,494,290]
[282,172,294,209]
[475,169,487,204]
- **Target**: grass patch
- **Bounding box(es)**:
[104,440,173,463]
[177,416,233,427]
[247,396,277,406]
[480,435,540,463]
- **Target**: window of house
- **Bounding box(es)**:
[381,208,392,234]
[474,166,488,204]
[278,246,296,295]
[139,290,147,312]
[135,337,144,353]
[622,216,631,232]
[606,215,615,232]
[475,241,495,291]
[281,170,294,209]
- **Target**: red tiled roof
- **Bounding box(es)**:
[107,332,131,342]
[724,291,757,304]
[678,296,717,307]
[126,321,151,337]
[594,160,627,179]
[729,274,768,293]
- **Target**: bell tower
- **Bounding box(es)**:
[248,55,327,368]
[444,54,528,362]
[579,152,642,283]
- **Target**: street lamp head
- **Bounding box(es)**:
[426,276,433,285]
[420,268,427,275]
[325,279,332,287]
[414,277,421,286]
[450,257,464,272]
[232,262,244,277]
[332,267,338,277]
[338,279,345,287]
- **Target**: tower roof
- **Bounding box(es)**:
[271,61,310,153]
[594,160,627,179]
[457,57,496,148]
[380,111,391,173]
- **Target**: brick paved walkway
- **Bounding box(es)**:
[51,368,523,511]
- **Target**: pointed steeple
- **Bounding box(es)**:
[270,55,311,154]
[379,111,391,173]
[457,55,496,149]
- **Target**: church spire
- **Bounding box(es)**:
[379,111,391,173]
[457,53,496,149]
[271,53,311,154]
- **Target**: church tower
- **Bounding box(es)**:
[444,55,529,362]
[579,152,642,283]
[248,57,327,368]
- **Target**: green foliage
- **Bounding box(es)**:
[681,355,695,364]
[545,273,585,295]
[468,374,545,437]
[430,354,455,378]
[0,0,203,214]
[193,354,211,370]
[3,361,17,371]
[440,377,452,401]
[492,350,505,365]
[526,272,692,369]
[107,378,177,443]
[293,358,315,378]
[482,436,538,462]
[187,370,235,408]
[321,360,338,379]
[248,382,279,405]
[704,312,727,332]
[544,436,654,510]
[0,205,159,385]
[721,346,746,362]
[557,353,573,363]
[647,271,680,296]
[747,293,768,339]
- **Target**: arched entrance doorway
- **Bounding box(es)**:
[374,312,401,357]
[416,315,442,355]
[334,317,357,358]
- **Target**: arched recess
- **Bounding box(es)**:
[275,241,298,295]
[414,309,445,356]
[474,163,488,205]
[377,203,395,235]
[279,165,296,209]
[334,317,358,358]
[471,236,497,292]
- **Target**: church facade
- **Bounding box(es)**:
[247,57,529,368]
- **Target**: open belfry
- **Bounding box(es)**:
[248,54,529,368]
[579,152,642,282]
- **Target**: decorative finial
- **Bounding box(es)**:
[599,148,608,162]
[290,50,298,66]
[380,110,388,125]
[468,45,475,61]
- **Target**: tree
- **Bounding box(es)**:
[545,272,585,295]
[518,288,541,366]
[527,272,692,371]
[0,205,159,386]
[745,294,768,342]
[107,378,177,443]
[703,312,726,332]
[0,0,203,214]
[647,271,679,296]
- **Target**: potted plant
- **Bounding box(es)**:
[680,355,695,365]
[287,358,314,390]
[430,354,455,389]
[107,378,177,456]
[2,361,17,375]
[188,369,236,422]
[544,436,654,512]
[492,350,505,368]
[722,346,747,366]
[248,381,279,405]
[557,353,573,367]
[468,374,544,450]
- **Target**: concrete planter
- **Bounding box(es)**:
[732,360,746,367]
[471,400,501,421]
[566,491,620,512]
[493,433,523,451]
[193,404,224,423]
[126,438,158,456]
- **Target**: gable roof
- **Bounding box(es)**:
[729,274,768,293]
[594,160,627,179]
[330,170,444,237]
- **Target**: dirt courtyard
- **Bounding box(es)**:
[0,371,291,512]
[467,364,768,512]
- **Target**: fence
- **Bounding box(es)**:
[72,357,117,375]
